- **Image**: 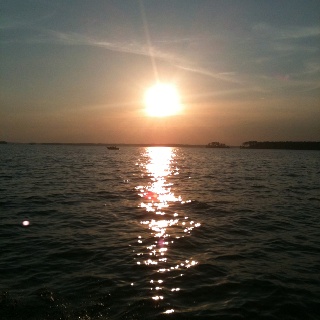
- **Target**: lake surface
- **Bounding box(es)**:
[1,145,319,319]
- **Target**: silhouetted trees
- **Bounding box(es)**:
[206,142,230,148]
[240,141,320,150]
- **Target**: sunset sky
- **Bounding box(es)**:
[1,0,319,145]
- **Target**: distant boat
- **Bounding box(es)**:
[107,146,119,150]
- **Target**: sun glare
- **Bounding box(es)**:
[144,83,182,117]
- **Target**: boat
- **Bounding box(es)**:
[107,146,119,150]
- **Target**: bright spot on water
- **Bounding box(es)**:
[22,220,30,226]
[164,309,175,314]
[135,147,201,303]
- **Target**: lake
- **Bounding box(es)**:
[1,145,319,319]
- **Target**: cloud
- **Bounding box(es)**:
[175,64,241,84]
[2,21,318,96]
[252,23,320,40]
[36,30,320,93]
[277,26,320,40]
[24,29,183,65]
[4,27,240,85]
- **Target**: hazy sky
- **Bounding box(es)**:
[1,0,319,145]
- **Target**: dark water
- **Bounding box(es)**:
[1,145,319,319]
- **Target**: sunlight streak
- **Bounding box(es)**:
[134,147,201,303]
[138,0,159,82]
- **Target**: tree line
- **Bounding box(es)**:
[240,141,320,150]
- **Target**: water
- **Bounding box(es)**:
[1,145,319,319]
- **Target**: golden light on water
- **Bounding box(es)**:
[135,147,201,306]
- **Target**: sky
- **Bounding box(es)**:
[1,0,319,145]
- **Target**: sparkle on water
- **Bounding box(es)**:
[135,147,200,306]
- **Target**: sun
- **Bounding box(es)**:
[144,83,182,117]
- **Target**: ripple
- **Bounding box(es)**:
[1,145,319,319]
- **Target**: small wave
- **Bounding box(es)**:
[183,200,213,210]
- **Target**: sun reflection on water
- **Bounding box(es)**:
[134,147,201,309]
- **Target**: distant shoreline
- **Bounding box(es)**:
[240,141,320,150]
[1,141,320,150]
[1,142,206,148]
